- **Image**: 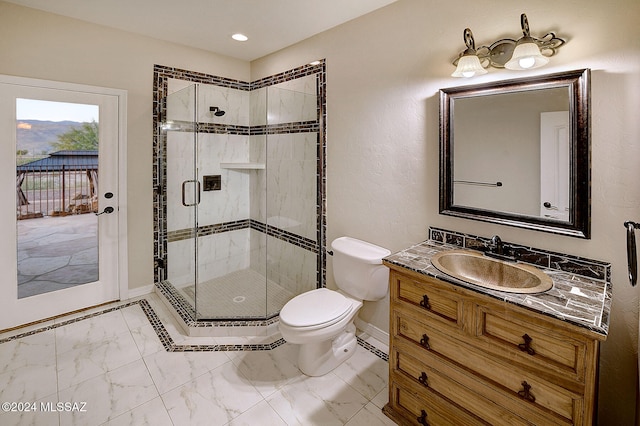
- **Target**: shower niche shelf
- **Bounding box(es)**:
[220,162,265,170]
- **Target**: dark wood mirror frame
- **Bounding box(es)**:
[439,69,591,238]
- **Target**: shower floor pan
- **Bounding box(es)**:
[180,269,294,319]
[155,269,296,337]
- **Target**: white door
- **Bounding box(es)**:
[540,111,570,221]
[0,76,127,329]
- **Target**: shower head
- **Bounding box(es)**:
[209,106,226,117]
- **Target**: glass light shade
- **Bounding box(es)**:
[505,40,549,70]
[451,54,488,78]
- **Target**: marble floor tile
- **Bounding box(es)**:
[228,400,287,426]
[162,361,265,425]
[58,359,159,426]
[0,363,58,403]
[144,349,231,394]
[371,386,390,409]
[231,344,300,398]
[345,402,397,426]
[57,331,142,391]
[332,345,388,400]
[103,397,173,426]
[120,304,152,330]
[0,297,392,426]
[0,330,56,374]
[55,310,130,354]
[0,393,61,426]
[266,373,370,425]
[129,322,166,357]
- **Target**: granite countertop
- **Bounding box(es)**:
[384,240,611,338]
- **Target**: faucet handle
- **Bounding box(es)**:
[485,235,501,250]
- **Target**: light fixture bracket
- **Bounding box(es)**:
[452,13,565,71]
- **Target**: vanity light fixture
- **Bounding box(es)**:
[451,29,488,78]
[451,13,565,78]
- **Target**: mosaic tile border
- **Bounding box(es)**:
[250,62,325,90]
[153,65,251,90]
[255,220,318,254]
[168,121,321,137]
[168,219,318,254]
[429,227,611,282]
[167,219,250,243]
[0,299,388,361]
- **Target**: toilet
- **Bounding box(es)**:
[279,236,391,376]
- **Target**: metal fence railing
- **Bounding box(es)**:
[17,166,98,220]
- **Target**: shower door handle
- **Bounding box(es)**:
[181,180,201,207]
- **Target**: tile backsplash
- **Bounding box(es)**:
[429,227,610,282]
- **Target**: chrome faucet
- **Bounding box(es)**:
[485,235,517,261]
[488,235,504,255]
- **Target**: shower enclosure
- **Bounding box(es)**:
[153,63,326,323]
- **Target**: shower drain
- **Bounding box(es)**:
[233,296,246,303]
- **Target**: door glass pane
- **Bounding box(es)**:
[16,99,99,299]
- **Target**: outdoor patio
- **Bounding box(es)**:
[17,213,98,299]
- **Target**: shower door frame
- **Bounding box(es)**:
[153,62,327,324]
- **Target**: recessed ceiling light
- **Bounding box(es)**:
[232,33,248,42]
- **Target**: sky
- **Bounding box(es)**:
[16,99,99,122]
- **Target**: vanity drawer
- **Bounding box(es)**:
[391,270,464,329]
[387,379,487,426]
[393,311,583,424]
[391,346,531,426]
[473,304,592,385]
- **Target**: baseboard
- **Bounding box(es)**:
[355,317,389,346]
[127,283,155,299]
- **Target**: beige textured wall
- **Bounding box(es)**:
[251,0,640,423]
[1,0,639,422]
[0,1,250,290]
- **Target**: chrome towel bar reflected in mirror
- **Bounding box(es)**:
[624,221,640,287]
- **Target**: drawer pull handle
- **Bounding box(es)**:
[417,409,430,425]
[419,295,431,310]
[419,334,431,350]
[517,381,536,403]
[418,371,429,386]
[518,334,536,355]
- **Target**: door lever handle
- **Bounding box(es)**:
[95,206,114,216]
[625,221,639,286]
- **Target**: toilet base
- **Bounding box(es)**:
[297,323,357,376]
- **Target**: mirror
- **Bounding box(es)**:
[439,69,590,238]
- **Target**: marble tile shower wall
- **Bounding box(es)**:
[166,78,251,126]
[154,63,325,308]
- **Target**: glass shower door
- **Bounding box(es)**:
[193,83,267,320]
[164,83,199,314]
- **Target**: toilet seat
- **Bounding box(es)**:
[280,288,354,330]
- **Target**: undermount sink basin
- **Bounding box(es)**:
[430,250,553,294]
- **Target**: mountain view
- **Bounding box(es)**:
[17,120,84,155]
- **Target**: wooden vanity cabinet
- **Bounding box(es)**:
[382,265,604,426]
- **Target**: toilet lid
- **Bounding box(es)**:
[280,288,353,328]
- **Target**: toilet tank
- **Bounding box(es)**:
[331,237,391,301]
